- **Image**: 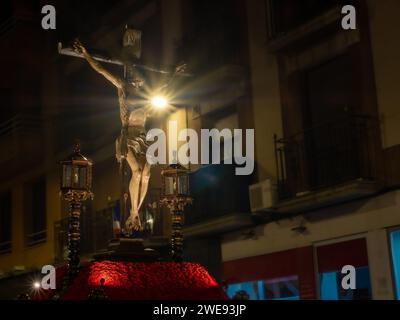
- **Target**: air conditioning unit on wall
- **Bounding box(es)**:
[249,179,277,213]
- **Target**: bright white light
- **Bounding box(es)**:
[151,96,168,109]
[33,282,41,289]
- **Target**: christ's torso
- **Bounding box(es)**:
[128,108,146,127]
[118,84,147,128]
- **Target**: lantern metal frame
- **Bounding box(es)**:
[160,163,192,262]
[60,142,94,203]
[60,142,94,285]
[160,163,192,211]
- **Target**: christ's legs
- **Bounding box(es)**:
[126,150,143,231]
[138,162,151,212]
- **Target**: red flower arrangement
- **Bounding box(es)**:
[34,261,227,300]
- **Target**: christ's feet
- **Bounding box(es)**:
[125,214,142,232]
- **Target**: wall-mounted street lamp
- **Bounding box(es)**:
[60,141,93,283]
[160,163,192,262]
[151,95,168,109]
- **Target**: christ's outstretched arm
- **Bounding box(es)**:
[73,39,130,124]
[73,39,123,89]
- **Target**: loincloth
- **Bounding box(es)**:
[116,126,150,162]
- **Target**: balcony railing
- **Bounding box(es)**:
[274,115,379,201]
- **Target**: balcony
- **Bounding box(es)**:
[184,164,253,238]
[274,115,381,213]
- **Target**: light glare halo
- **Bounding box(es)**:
[151,96,168,109]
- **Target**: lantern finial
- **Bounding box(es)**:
[73,140,81,154]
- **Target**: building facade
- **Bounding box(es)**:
[1,0,400,301]
[216,0,400,300]
[0,0,172,283]
[159,0,400,300]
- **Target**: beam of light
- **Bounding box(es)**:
[33,281,41,289]
[151,96,168,109]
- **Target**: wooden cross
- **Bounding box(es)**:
[58,26,191,82]
[57,27,190,236]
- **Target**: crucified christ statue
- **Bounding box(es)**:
[73,37,150,233]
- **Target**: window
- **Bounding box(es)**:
[24,176,47,246]
[0,191,12,254]
[226,276,300,300]
[276,53,375,199]
[303,55,361,189]
[268,0,352,37]
[389,230,400,300]
[319,266,372,300]
[316,238,372,300]
[264,276,300,300]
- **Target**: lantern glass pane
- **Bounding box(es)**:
[165,176,176,195]
[63,165,72,188]
[178,175,188,195]
[79,167,87,188]
[87,166,92,188]
[72,166,79,188]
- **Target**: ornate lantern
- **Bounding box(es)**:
[60,141,93,283]
[160,163,192,262]
[60,142,93,202]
